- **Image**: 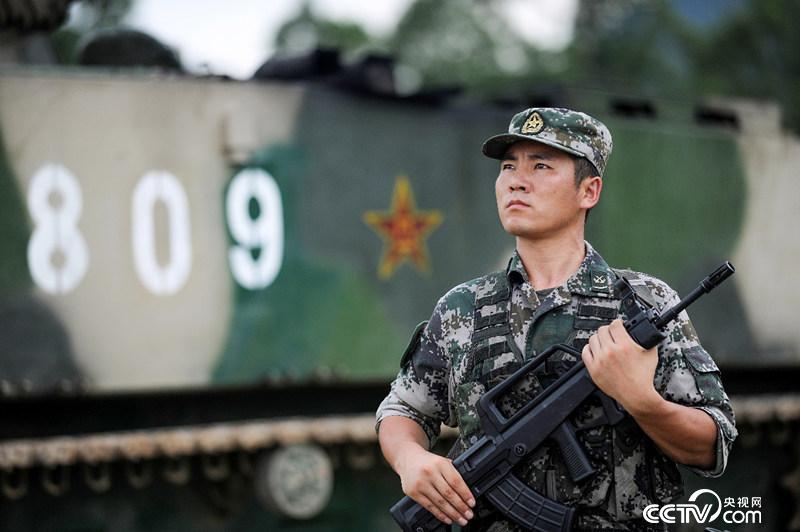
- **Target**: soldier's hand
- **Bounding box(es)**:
[581,318,661,415]
[395,443,475,526]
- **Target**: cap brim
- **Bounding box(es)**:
[482,133,586,160]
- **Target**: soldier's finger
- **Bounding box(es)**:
[597,321,617,344]
[436,474,474,523]
[588,331,602,359]
[597,324,615,347]
[610,318,629,341]
[415,493,453,526]
[597,325,614,349]
[581,344,594,365]
[441,463,476,508]
[610,319,638,349]
[424,478,468,526]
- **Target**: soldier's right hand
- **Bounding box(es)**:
[395,444,475,527]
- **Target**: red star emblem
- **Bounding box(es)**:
[363,176,443,279]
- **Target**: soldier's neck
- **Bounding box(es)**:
[516,232,586,290]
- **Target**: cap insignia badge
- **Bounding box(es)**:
[521,112,544,134]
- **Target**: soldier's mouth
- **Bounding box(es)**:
[506,199,530,208]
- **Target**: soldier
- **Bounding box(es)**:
[376,108,737,531]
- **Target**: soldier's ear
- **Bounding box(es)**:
[579,176,602,210]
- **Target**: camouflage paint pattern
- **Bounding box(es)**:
[0,70,790,387]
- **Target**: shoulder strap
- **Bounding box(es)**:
[470,271,526,364]
[471,271,512,342]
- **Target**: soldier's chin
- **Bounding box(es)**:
[501,221,532,238]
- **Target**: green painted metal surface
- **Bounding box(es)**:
[0,71,792,392]
[0,68,797,532]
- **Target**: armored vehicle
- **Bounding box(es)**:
[0,41,798,530]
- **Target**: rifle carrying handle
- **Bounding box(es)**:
[478,344,585,437]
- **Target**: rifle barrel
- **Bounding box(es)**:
[655,262,734,329]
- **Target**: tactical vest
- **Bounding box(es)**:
[450,268,684,523]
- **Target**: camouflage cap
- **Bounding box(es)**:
[482,107,613,176]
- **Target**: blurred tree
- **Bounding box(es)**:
[50,0,134,64]
[564,0,696,94]
[388,0,537,89]
[266,0,800,130]
[268,0,555,95]
[692,0,800,129]
[79,0,133,28]
[565,0,800,130]
[0,0,73,32]
[272,1,371,57]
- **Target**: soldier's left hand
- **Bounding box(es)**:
[581,318,661,414]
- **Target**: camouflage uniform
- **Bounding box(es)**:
[376,244,737,530]
[376,108,737,531]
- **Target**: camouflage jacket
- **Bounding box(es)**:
[376,242,737,530]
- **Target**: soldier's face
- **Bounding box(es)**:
[495,140,590,241]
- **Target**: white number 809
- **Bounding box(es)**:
[25,164,284,295]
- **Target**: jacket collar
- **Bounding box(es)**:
[506,241,616,298]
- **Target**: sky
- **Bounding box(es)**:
[120,0,579,79]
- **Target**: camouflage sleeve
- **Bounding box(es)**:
[375,293,457,448]
[645,275,738,478]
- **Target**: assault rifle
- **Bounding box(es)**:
[390,262,735,532]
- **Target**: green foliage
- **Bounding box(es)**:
[691,0,800,129]
[50,28,83,64]
[48,0,135,65]
[84,0,134,28]
[269,0,799,130]
[564,0,697,94]
[270,0,548,92]
[566,0,800,129]
[388,0,533,87]
[273,2,371,57]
